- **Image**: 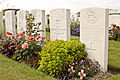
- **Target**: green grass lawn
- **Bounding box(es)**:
[46,31,80,41]
[107,74,120,80]
[0,54,56,80]
[0,31,120,80]
[108,40,120,70]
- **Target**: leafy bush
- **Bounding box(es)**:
[12,14,48,68]
[0,14,49,68]
[0,37,16,58]
[38,40,87,76]
[109,24,120,41]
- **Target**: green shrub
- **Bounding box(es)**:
[12,14,47,68]
[38,40,87,76]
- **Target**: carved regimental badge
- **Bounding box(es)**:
[87,9,98,24]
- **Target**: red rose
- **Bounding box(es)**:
[16,46,20,49]
[113,24,116,27]
[30,34,32,37]
[116,26,119,29]
[6,32,12,35]
[30,37,33,40]
[38,22,41,25]
[12,36,14,39]
[37,35,40,38]
[16,34,19,37]
[34,34,36,36]
[19,32,23,36]
[20,37,22,40]
[23,31,25,34]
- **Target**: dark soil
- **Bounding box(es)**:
[108,66,120,75]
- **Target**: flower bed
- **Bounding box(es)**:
[109,24,120,41]
[0,14,102,80]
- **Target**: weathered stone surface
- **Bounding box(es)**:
[5,10,16,36]
[30,9,46,37]
[109,14,120,26]
[80,8,109,72]
[17,10,29,33]
[45,15,49,28]
[0,11,3,34]
[50,8,70,41]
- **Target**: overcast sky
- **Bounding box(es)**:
[1,0,120,14]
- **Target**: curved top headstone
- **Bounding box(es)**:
[80,7,109,72]
[50,8,70,41]
[0,11,3,34]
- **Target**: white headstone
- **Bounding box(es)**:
[109,14,120,26]
[0,11,3,34]
[5,10,16,36]
[45,15,48,28]
[80,8,109,72]
[30,9,46,37]
[50,8,70,41]
[17,10,29,33]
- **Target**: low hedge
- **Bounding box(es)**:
[38,40,87,76]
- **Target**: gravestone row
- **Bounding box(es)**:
[50,8,109,72]
[1,8,109,72]
[4,9,46,37]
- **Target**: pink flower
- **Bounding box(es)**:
[30,34,32,37]
[0,39,2,42]
[78,70,86,80]
[25,36,30,40]
[48,38,50,41]
[43,39,47,42]
[36,35,40,40]
[22,43,29,49]
[68,66,75,74]
[30,37,33,40]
